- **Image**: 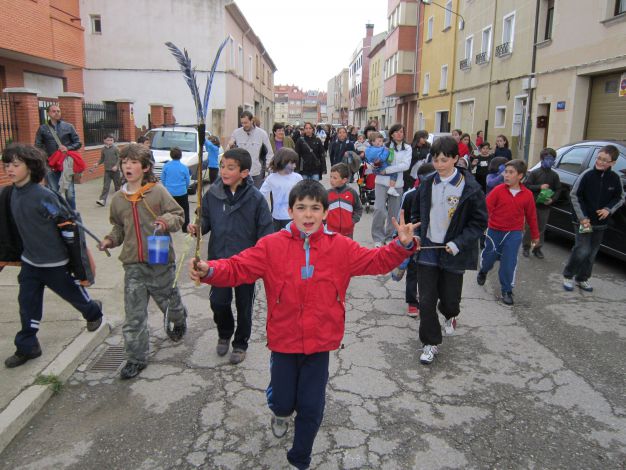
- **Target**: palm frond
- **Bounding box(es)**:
[164,41,203,121]
[202,36,230,119]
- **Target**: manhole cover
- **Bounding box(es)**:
[89,345,126,372]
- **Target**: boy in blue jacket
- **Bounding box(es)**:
[188,148,273,364]
[562,145,624,292]
[161,147,191,232]
[410,136,488,365]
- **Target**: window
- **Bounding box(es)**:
[503,12,516,50]
[423,73,430,95]
[90,15,101,34]
[248,56,252,81]
[444,1,452,29]
[427,16,434,40]
[617,0,626,15]
[545,0,554,39]
[465,36,473,59]
[495,106,506,128]
[439,65,448,90]
[557,147,591,174]
[238,46,243,76]
[482,26,492,54]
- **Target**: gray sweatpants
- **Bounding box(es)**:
[123,263,186,365]
[371,183,402,244]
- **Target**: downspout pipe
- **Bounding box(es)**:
[523,0,541,162]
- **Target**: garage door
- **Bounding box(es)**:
[586,72,626,140]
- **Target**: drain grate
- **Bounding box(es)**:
[88,345,126,372]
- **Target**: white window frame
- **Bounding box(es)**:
[423,72,430,95]
[238,45,244,77]
[481,25,492,55]
[495,106,507,128]
[502,11,516,51]
[465,35,474,60]
[427,16,434,41]
[90,15,101,34]
[229,38,235,71]
[439,64,448,91]
[444,0,452,29]
[248,56,253,81]
[435,110,449,133]
[454,98,476,130]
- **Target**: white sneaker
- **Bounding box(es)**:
[420,345,439,365]
[96,199,105,207]
[374,242,383,248]
[270,414,289,438]
[444,317,457,336]
[387,186,400,197]
[563,277,574,291]
[577,280,593,292]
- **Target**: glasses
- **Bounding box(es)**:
[596,156,613,164]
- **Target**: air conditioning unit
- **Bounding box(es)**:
[521,77,537,90]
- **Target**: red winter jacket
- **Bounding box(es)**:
[202,223,416,354]
[326,185,362,236]
[486,183,539,239]
[47,150,86,174]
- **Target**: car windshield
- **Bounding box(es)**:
[146,130,197,152]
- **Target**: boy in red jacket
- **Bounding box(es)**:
[326,163,362,238]
[189,179,418,470]
[477,159,539,306]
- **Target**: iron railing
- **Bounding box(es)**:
[83,101,121,146]
[0,93,18,153]
[459,58,471,70]
[476,51,489,65]
[495,42,511,57]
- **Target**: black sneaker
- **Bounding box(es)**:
[86,300,104,332]
[502,292,514,306]
[533,248,545,259]
[5,348,43,368]
[216,339,229,356]
[477,271,487,286]
[166,318,187,342]
[120,362,146,380]
[522,248,530,257]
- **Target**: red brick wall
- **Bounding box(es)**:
[150,105,164,127]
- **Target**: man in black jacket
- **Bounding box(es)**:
[35,104,82,209]
[562,145,624,292]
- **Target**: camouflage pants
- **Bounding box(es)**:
[123,263,186,365]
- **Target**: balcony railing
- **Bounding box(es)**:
[459,58,471,70]
[475,51,489,65]
[495,42,511,57]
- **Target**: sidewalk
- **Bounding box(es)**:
[0,177,136,452]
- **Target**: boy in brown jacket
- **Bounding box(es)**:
[99,144,187,379]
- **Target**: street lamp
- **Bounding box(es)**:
[421,0,465,30]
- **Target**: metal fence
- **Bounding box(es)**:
[38,99,59,124]
[0,93,18,153]
[82,101,121,146]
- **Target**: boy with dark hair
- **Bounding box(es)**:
[136,136,155,163]
[410,136,487,364]
[161,146,191,232]
[522,147,561,259]
[472,142,493,193]
[477,159,539,306]
[94,134,121,207]
[326,163,363,238]
[562,145,624,292]
[188,147,273,365]
[190,179,418,470]
[99,144,187,379]
[1,144,103,368]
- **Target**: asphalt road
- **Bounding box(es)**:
[0,213,625,469]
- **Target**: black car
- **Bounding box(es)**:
[533,140,626,261]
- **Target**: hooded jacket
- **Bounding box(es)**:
[200,176,273,260]
[201,223,417,354]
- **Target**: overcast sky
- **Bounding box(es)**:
[234,0,388,91]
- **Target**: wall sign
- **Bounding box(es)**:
[556,101,566,111]
[620,73,626,97]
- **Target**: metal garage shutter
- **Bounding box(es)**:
[586,72,626,140]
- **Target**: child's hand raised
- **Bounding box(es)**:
[391,210,420,248]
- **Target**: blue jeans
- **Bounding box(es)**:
[267,351,329,470]
[46,170,76,210]
[480,229,523,293]
[301,174,320,181]
[563,226,606,282]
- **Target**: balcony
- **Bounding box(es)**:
[459,58,471,71]
[495,42,511,57]
[475,51,489,65]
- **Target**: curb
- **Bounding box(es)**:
[0,322,111,454]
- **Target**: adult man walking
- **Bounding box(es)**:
[35,104,82,209]
[228,111,273,188]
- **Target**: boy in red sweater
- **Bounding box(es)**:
[189,179,418,470]
[477,159,539,305]
[326,163,362,238]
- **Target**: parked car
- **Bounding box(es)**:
[530,140,626,261]
[144,126,223,193]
